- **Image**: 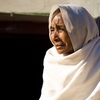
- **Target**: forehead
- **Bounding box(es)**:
[51,13,64,25]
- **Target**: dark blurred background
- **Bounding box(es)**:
[0,14,52,100]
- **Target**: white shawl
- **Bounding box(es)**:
[39,4,100,100]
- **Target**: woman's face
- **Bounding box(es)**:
[50,13,74,55]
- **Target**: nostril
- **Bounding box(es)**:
[54,37,60,42]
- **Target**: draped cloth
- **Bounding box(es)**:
[95,16,100,36]
[39,4,100,100]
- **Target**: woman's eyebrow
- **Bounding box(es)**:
[50,24,65,29]
[56,24,65,28]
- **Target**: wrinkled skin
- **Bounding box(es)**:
[50,13,74,55]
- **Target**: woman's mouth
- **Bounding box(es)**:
[55,44,65,49]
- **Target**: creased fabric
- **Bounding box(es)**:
[39,4,100,100]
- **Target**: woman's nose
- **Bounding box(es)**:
[51,30,59,41]
[52,30,58,37]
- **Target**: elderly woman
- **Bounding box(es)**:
[39,4,100,100]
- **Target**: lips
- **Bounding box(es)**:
[55,43,65,49]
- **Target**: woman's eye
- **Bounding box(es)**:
[58,28,66,32]
[51,29,54,32]
[50,29,54,33]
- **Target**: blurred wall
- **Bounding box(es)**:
[0,0,100,17]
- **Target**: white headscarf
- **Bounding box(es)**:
[39,4,100,100]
